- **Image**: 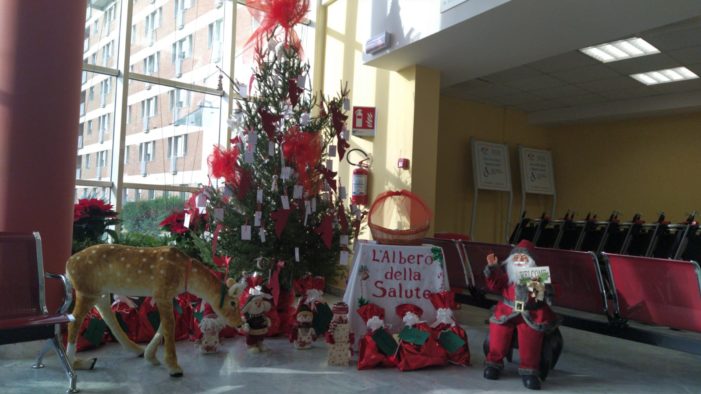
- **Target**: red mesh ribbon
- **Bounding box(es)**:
[283,128,322,190]
[208,146,252,200]
[245,0,310,53]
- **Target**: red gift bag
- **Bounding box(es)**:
[65,307,107,352]
[110,300,140,343]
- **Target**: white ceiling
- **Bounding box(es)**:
[365,1,701,125]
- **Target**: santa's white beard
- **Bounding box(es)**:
[504,255,536,284]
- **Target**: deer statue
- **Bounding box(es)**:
[65,244,243,377]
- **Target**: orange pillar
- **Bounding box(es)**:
[0,0,86,310]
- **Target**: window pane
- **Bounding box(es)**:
[121,189,188,236]
[83,1,121,68]
[124,82,221,187]
[77,71,116,182]
[130,0,226,84]
[75,186,111,203]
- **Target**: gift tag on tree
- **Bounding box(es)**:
[254,211,262,227]
[398,326,429,345]
[214,208,224,221]
[259,227,266,243]
[223,186,234,198]
[281,166,293,180]
[326,159,333,171]
[342,128,349,140]
[281,195,290,210]
[244,149,254,164]
[241,225,252,241]
[294,247,300,262]
[293,185,304,199]
[438,330,466,353]
[268,141,275,157]
[196,193,207,208]
[301,112,310,126]
[257,188,263,203]
[311,197,317,212]
[183,213,191,228]
[373,327,398,356]
[340,251,349,266]
[328,145,337,157]
[237,82,248,99]
[340,235,349,247]
[343,97,350,111]
[304,200,311,216]
[339,186,347,199]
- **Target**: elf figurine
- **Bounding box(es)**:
[394,304,448,371]
[356,303,397,370]
[289,304,316,350]
[241,286,273,353]
[483,240,558,390]
[325,302,352,366]
[429,290,470,366]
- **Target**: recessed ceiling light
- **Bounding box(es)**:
[580,37,660,63]
[630,67,699,85]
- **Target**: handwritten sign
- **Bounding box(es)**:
[343,242,449,349]
[519,146,555,195]
[471,139,512,192]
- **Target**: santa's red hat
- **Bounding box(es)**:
[357,303,385,323]
[429,290,456,310]
[511,239,535,258]
[396,304,423,319]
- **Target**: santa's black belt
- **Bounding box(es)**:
[502,299,544,311]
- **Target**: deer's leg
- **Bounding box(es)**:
[155,297,182,377]
[94,295,144,356]
[144,324,163,366]
[66,292,98,370]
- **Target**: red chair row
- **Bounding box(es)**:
[425,236,701,352]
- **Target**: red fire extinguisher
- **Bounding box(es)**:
[347,148,371,206]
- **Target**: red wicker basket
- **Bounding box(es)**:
[368,190,432,245]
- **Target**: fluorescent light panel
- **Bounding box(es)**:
[580,37,660,63]
[630,67,699,85]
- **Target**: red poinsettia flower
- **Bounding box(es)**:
[160,211,189,235]
[74,198,118,222]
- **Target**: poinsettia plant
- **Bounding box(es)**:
[72,198,120,253]
[159,194,214,268]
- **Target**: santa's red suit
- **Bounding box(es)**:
[484,240,558,390]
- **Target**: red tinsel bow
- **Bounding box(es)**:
[315,213,334,249]
[337,203,349,233]
[245,0,310,53]
[271,208,291,238]
[317,163,337,193]
[258,108,282,141]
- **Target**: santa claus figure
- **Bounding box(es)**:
[483,240,558,390]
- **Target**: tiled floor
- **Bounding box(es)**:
[1,304,700,394]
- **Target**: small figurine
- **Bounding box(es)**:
[241,286,273,353]
[197,315,224,354]
[289,304,317,349]
[325,302,352,366]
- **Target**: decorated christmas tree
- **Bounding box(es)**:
[199,0,364,288]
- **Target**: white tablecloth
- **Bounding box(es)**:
[342,241,449,348]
